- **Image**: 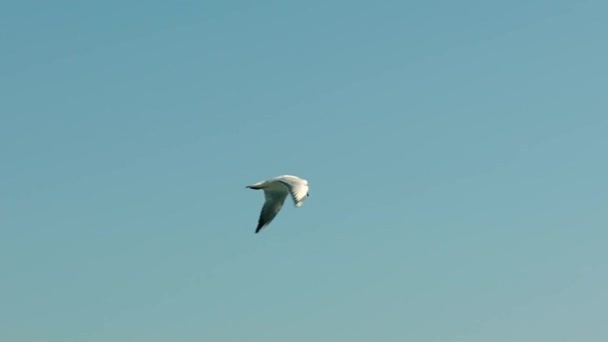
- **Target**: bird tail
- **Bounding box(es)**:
[246,182,264,189]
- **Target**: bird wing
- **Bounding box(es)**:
[275,176,309,207]
[256,186,289,233]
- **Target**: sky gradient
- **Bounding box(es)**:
[2,1,607,341]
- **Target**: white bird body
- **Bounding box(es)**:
[246,174,310,233]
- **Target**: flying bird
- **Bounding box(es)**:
[246,174,310,233]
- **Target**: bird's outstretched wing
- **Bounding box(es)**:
[276,176,309,207]
[256,187,289,233]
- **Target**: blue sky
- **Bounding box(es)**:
[1,0,607,341]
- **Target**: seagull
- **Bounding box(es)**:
[246,174,310,233]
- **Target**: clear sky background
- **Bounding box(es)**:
[2,1,607,341]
